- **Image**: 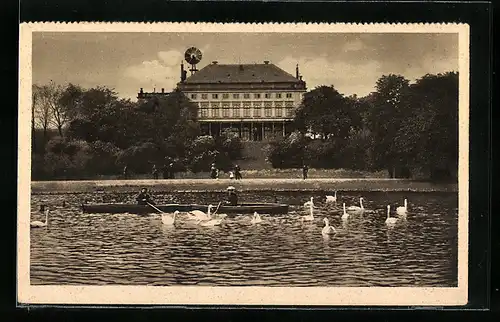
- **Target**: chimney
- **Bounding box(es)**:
[180,62,186,82]
[239,64,244,71]
[212,61,218,64]
[264,60,269,64]
[140,88,144,93]
[296,64,299,79]
[161,88,165,93]
[153,87,156,93]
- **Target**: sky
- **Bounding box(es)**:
[32,32,458,101]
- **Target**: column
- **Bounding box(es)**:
[219,122,222,136]
[209,123,212,136]
[239,121,242,138]
[261,122,264,141]
[282,121,285,136]
[250,122,253,141]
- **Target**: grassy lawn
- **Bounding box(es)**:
[54,168,389,180]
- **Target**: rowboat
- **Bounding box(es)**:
[81,202,289,215]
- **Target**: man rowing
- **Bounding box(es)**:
[136,188,155,205]
[226,186,238,206]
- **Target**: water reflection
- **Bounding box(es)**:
[30,191,458,287]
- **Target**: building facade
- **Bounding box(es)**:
[138,60,307,141]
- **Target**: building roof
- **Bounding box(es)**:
[184,62,302,84]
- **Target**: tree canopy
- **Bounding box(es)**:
[266,72,459,181]
[31,85,242,179]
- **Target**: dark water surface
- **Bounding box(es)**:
[30,191,458,286]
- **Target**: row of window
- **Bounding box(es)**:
[190,93,294,100]
[198,101,295,108]
[198,107,294,118]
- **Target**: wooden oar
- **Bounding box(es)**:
[147,202,164,214]
[211,201,223,216]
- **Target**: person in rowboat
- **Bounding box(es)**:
[136,188,155,205]
[226,186,238,206]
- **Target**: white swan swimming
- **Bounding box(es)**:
[341,203,349,221]
[198,215,224,227]
[322,217,337,235]
[326,191,337,203]
[396,199,408,216]
[31,208,49,228]
[385,205,398,225]
[303,197,314,208]
[347,197,365,214]
[188,205,214,220]
[161,210,179,226]
[251,212,263,224]
[301,203,315,221]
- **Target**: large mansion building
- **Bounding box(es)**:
[138,60,307,141]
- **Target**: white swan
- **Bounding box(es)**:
[385,205,398,225]
[322,218,337,235]
[396,199,408,216]
[31,208,49,228]
[326,191,337,203]
[161,210,179,226]
[198,215,224,227]
[303,197,314,208]
[250,212,263,224]
[301,203,315,221]
[188,205,214,220]
[341,203,349,221]
[347,197,365,214]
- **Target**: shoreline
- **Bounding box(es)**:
[30,178,458,194]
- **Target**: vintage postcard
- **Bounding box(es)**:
[18,22,469,306]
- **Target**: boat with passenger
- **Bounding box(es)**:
[81,202,289,215]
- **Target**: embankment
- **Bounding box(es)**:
[31,178,458,194]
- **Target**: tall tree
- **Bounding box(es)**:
[366,74,410,176]
[32,84,53,143]
[33,82,70,137]
[294,85,358,140]
[394,72,458,179]
[32,85,38,151]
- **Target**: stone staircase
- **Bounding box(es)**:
[237,141,273,170]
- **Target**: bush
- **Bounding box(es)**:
[42,137,93,178]
[115,142,161,174]
[87,141,121,175]
[265,129,374,171]
[266,131,307,168]
[184,135,243,173]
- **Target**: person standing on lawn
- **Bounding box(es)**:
[234,164,242,180]
[302,164,309,180]
[162,163,168,179]
[168,163,175,179]
[152,164,158,179]
[210,163,218,179]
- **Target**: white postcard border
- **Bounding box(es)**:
[18,22,469,306]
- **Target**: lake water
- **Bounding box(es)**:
[29,191,458,286]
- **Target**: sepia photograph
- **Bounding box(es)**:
[18,22,469,306]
